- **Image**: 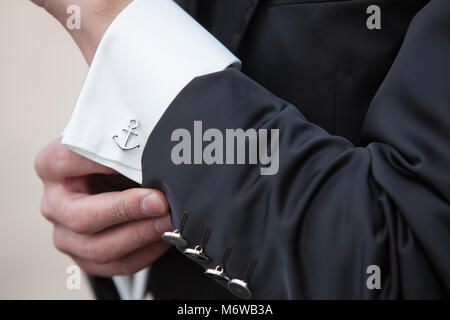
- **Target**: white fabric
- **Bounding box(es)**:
[112,275,132,300]
[113,267,149,300]
[62,0,240,184]
[60,0,240,300]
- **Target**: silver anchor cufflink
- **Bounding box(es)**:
[183,228,211,263]
[227,259,257,300]
[161,212,189,247]
[113,119,140,150]
[204,247,231,286]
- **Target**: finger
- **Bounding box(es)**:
[53,215,172,264]
[68,188,169,234]
[40,182,84,224]
[35,139,116,181]
[72,240,170,277]
[44,184,169,234]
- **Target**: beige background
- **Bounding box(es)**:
[0,0,93,299]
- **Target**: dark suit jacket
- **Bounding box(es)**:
[89,0,450,299]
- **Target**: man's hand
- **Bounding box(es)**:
[35,139,172,276]
[31,1,170,276]
[30,0,132,64]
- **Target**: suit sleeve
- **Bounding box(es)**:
[141,0,450,299]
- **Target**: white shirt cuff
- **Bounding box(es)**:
[61,0,240,184]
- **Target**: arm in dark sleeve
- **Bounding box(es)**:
[141,0,450,299]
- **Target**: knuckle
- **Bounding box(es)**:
[40,196,52,220]
[52,229,67,253]
[55,146,75,177]
[81,238,98,262]
[82,238,111,264]
[34,150,46,179]
[66,211,88,234]
[131,224,151,246]
[90,252,111,265]
[63,200,93,235]
[62,201,89,234]
[34,139,62,179]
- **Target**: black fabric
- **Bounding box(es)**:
[87,275,120,300]
[140,0,450,299]
[88,0,450,299]
[237,0,428,144]
[147,247,238,299]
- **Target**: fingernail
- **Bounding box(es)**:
[142,192,167,216]
[154,215,172,234]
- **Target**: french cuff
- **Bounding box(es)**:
[61,0,241,184]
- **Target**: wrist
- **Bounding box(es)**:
[41,0,133,65]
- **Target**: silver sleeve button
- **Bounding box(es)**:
[204,247,232,285]
[183,228,211,263]
[161,212,189,247]
[227,259,257,300]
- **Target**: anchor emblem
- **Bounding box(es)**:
[113,119,140,150]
